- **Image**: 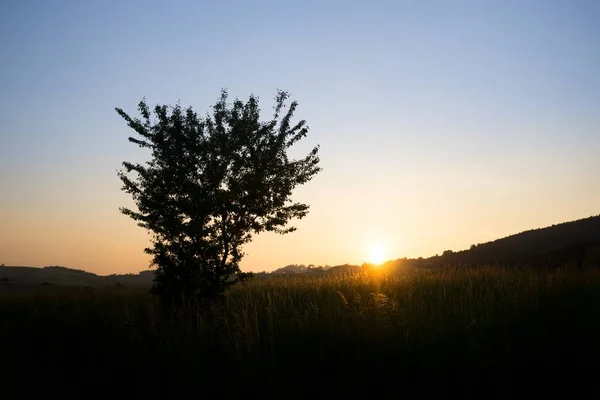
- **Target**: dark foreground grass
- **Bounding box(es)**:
[2,267,600,398]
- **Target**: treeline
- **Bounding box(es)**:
[3,215,599,287]
[256,264,332,275]
[265,215,600,276]
[432,215,600,269]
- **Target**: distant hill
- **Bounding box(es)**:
[434,215,600,268]
[269,263,361,276]
[271,264,311,275]
[270,264,330,275]
[3,215,599,286]
[0,266,154,287]
[326,264,362,275]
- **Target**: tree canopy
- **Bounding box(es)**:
[116,90,321,302]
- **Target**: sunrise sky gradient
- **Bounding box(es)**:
[1,0,599,274]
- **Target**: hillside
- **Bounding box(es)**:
[0,266,154,287]
[436,215,600,267]
[268,263,361,276]
[3,215,599,286]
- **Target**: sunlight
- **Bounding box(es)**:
[368,242,387,265]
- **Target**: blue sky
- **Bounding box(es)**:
[1,0,599,274]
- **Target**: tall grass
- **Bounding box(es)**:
[2,267,599,397]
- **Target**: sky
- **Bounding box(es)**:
[1,0,599,275]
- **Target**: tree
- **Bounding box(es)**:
[116,90,321,302]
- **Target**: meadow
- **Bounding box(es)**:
[2,266,600,398]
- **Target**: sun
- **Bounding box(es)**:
[368,242,387,265]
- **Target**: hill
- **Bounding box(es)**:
[434,215,600,268]
[3,215,599,286]
[0,266,154,287]
[269,263,361,276]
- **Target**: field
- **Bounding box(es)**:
[2,267,600,398]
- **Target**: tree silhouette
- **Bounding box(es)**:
[116,90,321,302]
